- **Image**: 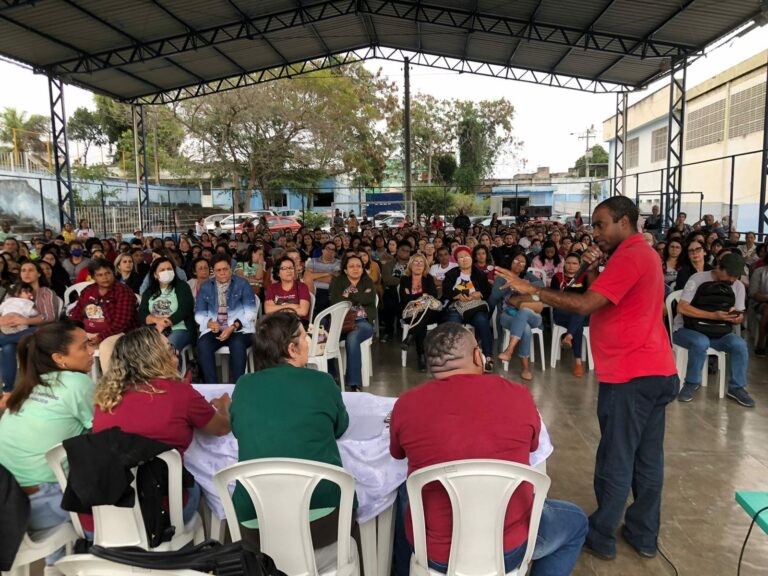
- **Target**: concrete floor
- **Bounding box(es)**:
[365,335,768,576]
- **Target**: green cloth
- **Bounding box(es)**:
[0,371,94,486]
[148,288,184,331]
[230,364,349,523]
[329,274,378,322]
[139,279,196,334]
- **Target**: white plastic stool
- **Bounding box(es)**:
[500,328,546,372]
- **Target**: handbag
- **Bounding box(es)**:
[682,281,736,339]
[341,309,357,334]
[402,294,442,331]
[453,298,489,322]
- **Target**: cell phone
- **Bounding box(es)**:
[162,325,172,337]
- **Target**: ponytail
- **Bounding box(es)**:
[5,320,82,413]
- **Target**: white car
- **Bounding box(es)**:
[275,209,304,219]
[204,213,233,232]
[250,210,276,218]
[219,213,257,231]
[479,216,517,227]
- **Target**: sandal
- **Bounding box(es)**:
[561,334,573,350]
[520,369,533,381]
[498,350,513,362]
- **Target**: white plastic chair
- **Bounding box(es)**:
[665,290,726,398]
[63,281,93,308]
[340,295,378,388]
[307,301,352,387]
[2,524,78,576]
[214,296,261,382]
[55,555,208,576]
[406,459,551,576]
[400,321,438,367]
[550,324,593,371]
[213,458,359,576]
[500,327,545,372]
[45,445,204,551]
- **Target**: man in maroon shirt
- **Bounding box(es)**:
[390,323,587,574]
[497,197,678,560]
[69,258,138,371]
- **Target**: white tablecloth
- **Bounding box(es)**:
[185,385,553,525]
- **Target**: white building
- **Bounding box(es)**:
[604,50,767,232]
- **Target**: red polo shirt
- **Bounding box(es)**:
[588,233,676,383]
[390,374,540,564]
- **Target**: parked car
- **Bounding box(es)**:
[266,216,302,232]
[250,210,276,218]
[275,209,304,219]
[204,213,233,232]
[379,215,409,228]
[479,215,516,227]
[219,213,257,231]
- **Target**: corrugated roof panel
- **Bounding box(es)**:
[464,32,518,67]
[310,15,370,52]
[69,0,188,44]
[509,41,571,70]
[418,22,468,56]
[488,0,543,19]
[601,58,666,86]
[596,0,685,39]
[370,16,420,51]
[66,67,157,99]
[119,59,199,90]
[555,48,623,78]
[654,2,761,45]
[537,0,612,31]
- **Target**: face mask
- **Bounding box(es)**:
[531,246,542,255]
[71,249,83,257]
[158,270,175,284]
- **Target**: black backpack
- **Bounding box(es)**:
[89,540,287,576]
[682,281,735,338]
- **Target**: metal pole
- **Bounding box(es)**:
[403,57,412,218]
[635,175,639,206]
[758,62,768,239]
[38,178,46,233]
[100,184,107,238]
[728,155,735,237]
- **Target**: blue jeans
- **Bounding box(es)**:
[444,307,493,357]
[395,481,587,576]
[672,328,747,389]
[0,327,36,392]
[500,307,542,358]
[587,375,679,557]
[28,482,71,565]
[167,329,192,352]
[344,319,374,388]
[197,331,251,383]
[553,309,588,358]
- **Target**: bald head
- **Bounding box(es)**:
[425,323,483,377]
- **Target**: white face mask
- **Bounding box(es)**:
[158,270,175,284]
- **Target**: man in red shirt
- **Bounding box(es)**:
[390,323,587,574]
[497,196,678,561]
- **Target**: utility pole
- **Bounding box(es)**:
[571,125,596,178]
[403,57,412,219]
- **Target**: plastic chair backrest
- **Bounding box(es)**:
[666,290,682,341]
[55,555,208,576]
[528,268,547,284]
[45,444,186,549]
[310,301,352,358]
[406,459,551,576]
[309,291,316,322]
[63,281,94,306]
[213,458,356,576]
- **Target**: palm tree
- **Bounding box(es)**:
[0,107,51,159]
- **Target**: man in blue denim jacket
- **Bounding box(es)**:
[195,253,258,383]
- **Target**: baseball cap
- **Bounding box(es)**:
[718,253,745,277]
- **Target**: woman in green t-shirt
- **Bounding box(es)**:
[0,320,95,567]
[231,311,351,552]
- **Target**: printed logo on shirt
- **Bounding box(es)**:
[151,298,172,317]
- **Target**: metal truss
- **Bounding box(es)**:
[759,63,768,238]
[133,46,629,105]
[132,105,150,231]
[613,92,627,197]
[48,76,74,228]
[663,59,687,229]
[0,1,37,10]
[43,0,695,78]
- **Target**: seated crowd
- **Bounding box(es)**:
[0,208,764,575]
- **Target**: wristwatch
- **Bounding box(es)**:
[531,290,541,302]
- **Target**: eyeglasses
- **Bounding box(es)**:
[688,247,704,254]
[512,259,527,266]
[279,267,295,271]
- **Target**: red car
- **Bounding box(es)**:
[234,215,302,233]
[266,216,302,232]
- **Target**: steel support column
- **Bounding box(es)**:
[664,58,687,229]
[758,61,768,239]
[613,92,627,196]
[48,76,74,228]
[132,104,150,231]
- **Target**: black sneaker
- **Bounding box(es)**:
[677,382,700,402]
[727,388,756,407]
[754,347,766,358]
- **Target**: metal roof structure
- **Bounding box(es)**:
[0,0,765,104]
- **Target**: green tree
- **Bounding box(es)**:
[572,144,609,177]
[68,107,109,166]
[0,107,50,159]
[454,99,520,193]
[176,62,398,211]
[434,153,457,184]
[413,186,453,218]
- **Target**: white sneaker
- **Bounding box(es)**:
[43,565,65,576]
